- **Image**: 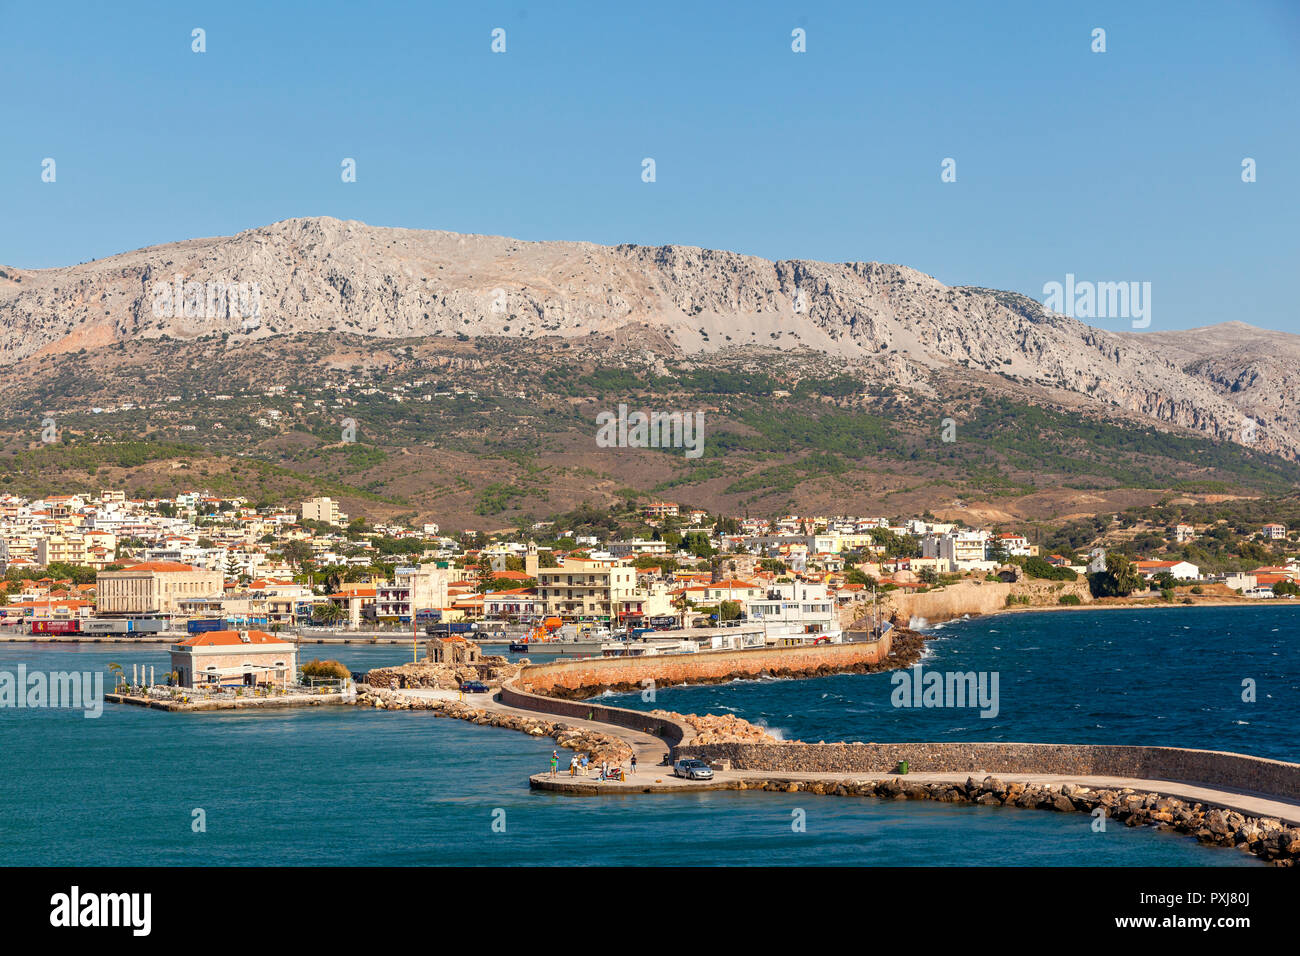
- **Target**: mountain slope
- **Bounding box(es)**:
[0,216,1296,463]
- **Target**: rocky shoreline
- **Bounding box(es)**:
[354,685,633,763]
[717,774,1300,866]
[649,709,783,744]
[363,655,521,690]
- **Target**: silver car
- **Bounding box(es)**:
[673,758,715,780]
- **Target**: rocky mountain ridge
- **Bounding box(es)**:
[1,216,1295,458]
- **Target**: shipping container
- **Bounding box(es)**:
[80,618,132,634]
[30,619,81,635]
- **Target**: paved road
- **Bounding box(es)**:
[528,765,1300,821]
[398,687,686,783]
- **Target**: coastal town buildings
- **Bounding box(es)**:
[4,486,1299,644]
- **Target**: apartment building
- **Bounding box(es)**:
[537,557,641,622]
[991,533,1032,557]
[745,580,841,644]
[96,561,225,615]
[922,531,994,572]
[483,588,545,621]
[301,496,348,527]
[607,538,669,558]
[373,565,451,621]
[642,502,679,519]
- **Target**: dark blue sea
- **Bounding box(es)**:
[607,606,1299,762]
[2,606,1293,866]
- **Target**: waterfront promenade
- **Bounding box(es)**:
[528,765,1300,826]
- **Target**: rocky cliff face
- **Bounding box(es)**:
[1,216,1294,456]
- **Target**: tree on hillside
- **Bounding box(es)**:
[474,555,494,592]
[682,532,714,559]
[282,540,314,570]
[1089,552,1142,598]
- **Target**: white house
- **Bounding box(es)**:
[1134,560,1199,581]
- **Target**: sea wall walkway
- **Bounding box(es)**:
[492,644,1300,862]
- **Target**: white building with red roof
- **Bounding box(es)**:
[169,629,298,689]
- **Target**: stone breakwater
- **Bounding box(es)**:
[648,710,783,744]
[673,741,1300,802]
[354,686,633,763]
[516,628,916,700]
[717,775,1300,866]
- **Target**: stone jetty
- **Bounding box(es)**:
[355,686,632,764]
[738,775,1300,866]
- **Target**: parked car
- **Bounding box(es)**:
[673,758,715,780]
[459,681,490,694]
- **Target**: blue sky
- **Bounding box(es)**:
[1,0,1297,333]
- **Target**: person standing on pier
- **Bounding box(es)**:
[550,751,558,777]
[630,754,637,775]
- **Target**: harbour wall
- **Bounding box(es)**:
[673,741,1300,801]
[499,679,695,750]
[511,634,895,699]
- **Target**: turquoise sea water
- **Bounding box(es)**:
[2,605,1293,867]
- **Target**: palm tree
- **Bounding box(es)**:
[316,601,346,627]
[673,591,690,628]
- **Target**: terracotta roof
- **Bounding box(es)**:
[177,629,291,647]
[121,561,203,573]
